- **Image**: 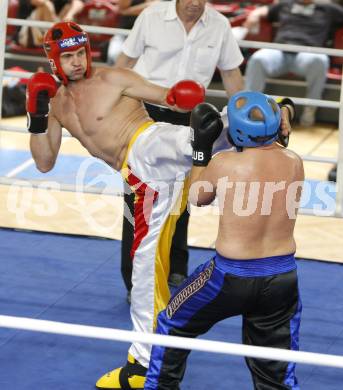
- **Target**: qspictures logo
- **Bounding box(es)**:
[166,260,214,319]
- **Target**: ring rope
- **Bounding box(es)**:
[0,121,338,164]
[4,52,108,67]
[5,18,343,58]
[7,17,130,37]
[1,314,343,369]
[3,69,341,110]
[3,55,341,93]
[265,77,340,92]
[0,175,337,218]
[0,176,121,196]
[238,40,343,57]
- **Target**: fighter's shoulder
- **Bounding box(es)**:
[206,151,236,182]
[211,149,236,166]
[50,85,64,108]
[281,147,303,167]
[96,67,133,85]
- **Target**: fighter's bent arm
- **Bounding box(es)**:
[189,103,223,206]
[189,165,217,206]
[26,72,61,172]
[278,98,295,139]
[107,67,168,105]
[107,68,205,111]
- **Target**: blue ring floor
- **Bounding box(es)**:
[0,228,342,389]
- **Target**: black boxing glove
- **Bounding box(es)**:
[277,97,295,147]
[190,103,223,166]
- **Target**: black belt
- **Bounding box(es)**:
[144,102,191,126]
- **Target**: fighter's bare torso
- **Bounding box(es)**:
[191,143,304,259]
[49,67,166,170]
[215,145,304,258]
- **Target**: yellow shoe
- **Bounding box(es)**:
[96,354,147,389]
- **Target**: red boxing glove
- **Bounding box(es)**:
[26,72,58,134]
[26,72,58,113]
[166,80,205,110]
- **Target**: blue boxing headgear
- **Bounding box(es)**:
[227,91,281,149]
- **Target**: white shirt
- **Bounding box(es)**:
[122,0,244,88]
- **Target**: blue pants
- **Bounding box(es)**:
[245,49,329,100]
[145,253,302,390]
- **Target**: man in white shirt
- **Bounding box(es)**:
[116,0,243,90]
[114,0,245,320]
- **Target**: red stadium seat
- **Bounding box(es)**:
[76,0,120,48]
[332,27,343,66]
[245,19,273,43]
[6,0,19,41]
[230,13,247,27]
[327,27,343,81]
[6,43,45,56]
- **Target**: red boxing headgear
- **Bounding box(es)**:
[43,21,92,85]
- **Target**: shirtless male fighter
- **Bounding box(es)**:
[145,91,303,390]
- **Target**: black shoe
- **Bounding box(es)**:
[328,166,337,182]
[127,290,131,305]
[168,273,187,288]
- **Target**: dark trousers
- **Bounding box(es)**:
[120,103,191,292]
[146,255,302,390]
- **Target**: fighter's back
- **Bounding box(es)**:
[213,144,304,259]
